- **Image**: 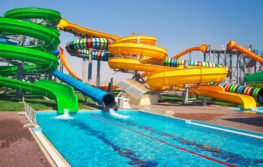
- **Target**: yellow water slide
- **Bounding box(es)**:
[172,42,257,109]
[189,86,256,109]
[58,18,121,41]
[57,19,259,108]
[108,37,228,90]
[58,18,228,90]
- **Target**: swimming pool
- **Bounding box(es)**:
[37,110,263,167]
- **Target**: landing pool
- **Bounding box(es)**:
[36,110,263,167]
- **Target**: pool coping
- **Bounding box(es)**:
[28,108,99,166]
[28,117,71,167]
[185,120,263,139]
[138,106,263,139]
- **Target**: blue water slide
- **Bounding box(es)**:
[52,49,59,56]
[53,70,116,110]
[0,38,18,45]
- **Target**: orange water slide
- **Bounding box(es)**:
[108,38,228,90]
[171,44,208,59]
[58,19,228,91]
[59,47,82,80]
[227,40,263,65]
[58,18,121,41]
[58,47,118,90]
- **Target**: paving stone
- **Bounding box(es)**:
[0,112,51,167]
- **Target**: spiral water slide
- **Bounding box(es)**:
[58,19,228,91]
[172,44,257,109]
[0,8,78,114]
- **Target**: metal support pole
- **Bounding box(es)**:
[109,69,114,94]
[183,61,189,104]
[237,54,240,84]
[224,50,227,66]
[82,57,87,83]
[88,49,92,84]
[189,51,192,61]
[217,52,220,64]
[96,60,100,88]
[16,63,24,98]
[16,35,25,99]
[204,53,206,62]
[183,86,189,104]
[230,54,232,83]
[133,31,140,81]
[202,97,207,106]
[59,59,64,72]
[243,55,246,86]
[209,45,211,62]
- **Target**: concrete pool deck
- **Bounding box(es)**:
[0,104,262,166]
[131,104,263,134]
[0,112,52,167]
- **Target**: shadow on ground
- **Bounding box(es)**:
[224,117,263,127]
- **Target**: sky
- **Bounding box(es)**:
[1,0,263,82]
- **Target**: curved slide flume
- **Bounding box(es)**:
[57,18,259,109]
[227,40,263,65]
[228,40,263,83]
[58,19,228,90]
[189,86,256,109]
[108,36,228,90]
[170,42,257,109]
[245,71,263,82]
[171,44,208,59]
[54,48,117,110]
[61,38,118,90]
[0,8,78,114]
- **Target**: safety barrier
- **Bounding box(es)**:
[24,102,36,124]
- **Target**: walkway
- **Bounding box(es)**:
[0,112,51,167]
[131,104,263,134]
[1,104,263,167]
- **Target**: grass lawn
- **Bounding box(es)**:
[159,94,242,107]
[0,88,258,112]
[0,90,96,111]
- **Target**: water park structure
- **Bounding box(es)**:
[57,18,263,111]
[0,7,263,113]
[0,7,263,167]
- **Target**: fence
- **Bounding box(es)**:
[24,102,36,124]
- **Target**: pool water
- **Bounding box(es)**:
[37,110,263,167]
[231,107,263,113]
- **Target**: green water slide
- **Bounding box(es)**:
[0,8,78,114]
[245,71,263,82]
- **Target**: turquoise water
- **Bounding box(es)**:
[37,110,263,167]
[231,107,263,113]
